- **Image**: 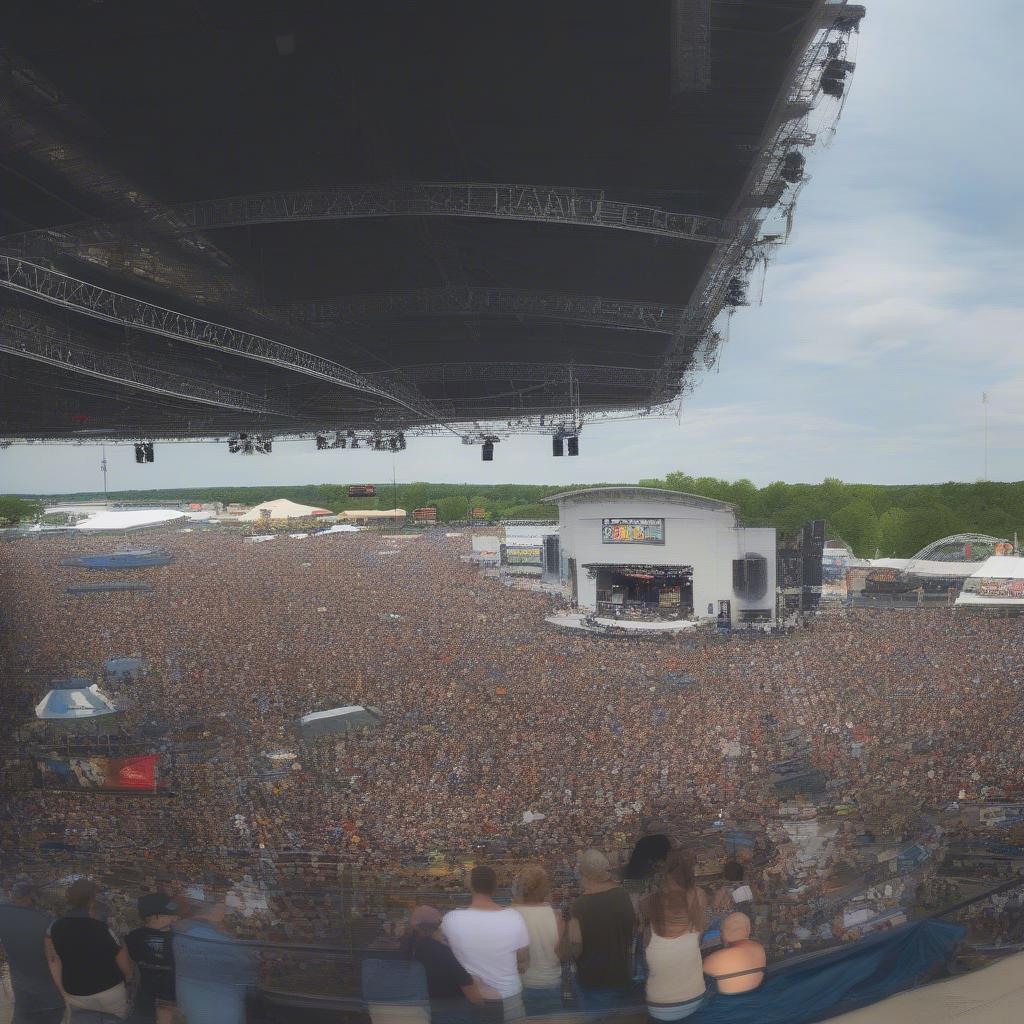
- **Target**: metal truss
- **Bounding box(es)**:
[280,288,689,334]
[0,256,445,425]
[670,0,711,95]
[0,184,730,257]
[0,310,293,417]
[380,361,666,389]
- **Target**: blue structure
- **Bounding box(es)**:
[62,550,172,569]
[67,582,154,594]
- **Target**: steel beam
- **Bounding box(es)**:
[0,184,730,257]
[279,288,689,334]
[378,361,665,389]
[0,310,293,417]
[0,256,443,424]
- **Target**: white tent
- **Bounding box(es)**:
[339,509,406,521]
[75,509,186,531]
[317,523,363,535]
[36,680,118,719]
[957,555,1024,608]
[238,498,332,522]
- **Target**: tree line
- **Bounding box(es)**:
[6,475,1024,557]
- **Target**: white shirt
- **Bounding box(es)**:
[441,907,529,999]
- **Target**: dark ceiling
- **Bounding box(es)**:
[0,0,848,441]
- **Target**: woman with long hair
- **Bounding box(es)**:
[639,852,707,1021]
[511,864,565,1016]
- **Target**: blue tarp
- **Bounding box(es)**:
[693,919,964,1024]
[62,550,172,569]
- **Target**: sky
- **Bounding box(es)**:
[3,0,1022,495]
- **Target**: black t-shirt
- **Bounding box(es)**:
[404,935,472,999]
[571,887,636,991]
[126,926,176,1007]
[48,915,123,996]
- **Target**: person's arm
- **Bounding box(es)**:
[43,936,66,1000]
[115,943,134,983]
[567,916,583,960]
[555,912,567,960]
[461,980,484,1005]
[516,946,530,973]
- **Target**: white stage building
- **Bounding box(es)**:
[543,487,776,626]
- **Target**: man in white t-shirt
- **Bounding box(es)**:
[442,865,529,1022]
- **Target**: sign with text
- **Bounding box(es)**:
[502,544,543,566]
[601,517,665,545]
[35,754,161,792]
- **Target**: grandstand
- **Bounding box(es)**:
[0,2,864,447]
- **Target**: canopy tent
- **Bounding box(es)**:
[238,498,333,522]
[299,705,383,739]
[35,680,118,719]
[317,523,363,535]
[75,509,186,531]
[957,555,1024,608]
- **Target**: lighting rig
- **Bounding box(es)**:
[133,441,155,463]
[227,434,273,455]
[314,430,406,451]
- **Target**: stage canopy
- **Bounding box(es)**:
[75,510,186,531]
[35,680,118,719]
[300,705,383,739]
[238,498,333,521]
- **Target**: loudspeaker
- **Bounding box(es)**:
[134,444,145,464]
[552,436,564,457]
[482,441,494,461]
[144,442,154,463]
[732,558,747,593]
[567,435,579,456]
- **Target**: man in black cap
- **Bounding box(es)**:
[126,893,178,1024]
[0,878,64,1024]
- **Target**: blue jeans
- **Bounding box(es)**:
[576,985,630,1015]
[175,979,246,1024]
[522,985,563,1017]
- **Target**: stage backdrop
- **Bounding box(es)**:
[35,754,161,792]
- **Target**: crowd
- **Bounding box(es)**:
[1,526,1024,1008]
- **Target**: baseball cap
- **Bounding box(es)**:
[138,892,178,918]
[67,878,98,908]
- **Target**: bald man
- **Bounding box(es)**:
[702,913,766,995]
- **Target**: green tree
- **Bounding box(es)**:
[436,496,470,522]
[830,499,880,557]
[0,496,43,525]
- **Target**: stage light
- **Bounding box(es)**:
[397,432,406,450]
[482,441,494,462]
[552,436,564,457]
[567,435,579,457]
[350,437,360,449]
[134,443,145,463]
[316,434,328,450]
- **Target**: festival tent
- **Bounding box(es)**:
[238,498,333,521]
[299,705,383,738]
[317,523,363,534]
[35,679,118,719]
[956,555,1024,608]
[339,509,406,522]
[74,509,186,530]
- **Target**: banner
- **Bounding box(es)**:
[602,517,665,545]
[502,544,543,566]
[35,754,160,792]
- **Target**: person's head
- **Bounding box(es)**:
[662,851,697,894]
[8,877,37,906]
[723,860,745,883]
[578,849,613,885]
[406,904,442,940]
[469,865,497,896]
[138,892,178,930]
[721,912,752,944]
[66,878,98,913]
[516,864,550,904]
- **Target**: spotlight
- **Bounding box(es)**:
[228,435,241,454]
[482,440,494,462]
[333,432,346,449]
[144,442,154,463]
[350,436,360,449]
[567,435,579,457]
[552,436,564,457]
[134,443,145,464]
[316,434,328,451]
[397,431,406,450]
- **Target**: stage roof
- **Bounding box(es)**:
[0,2,863,443]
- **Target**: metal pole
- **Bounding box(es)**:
[101,445,109,502]
[982,392,989,481]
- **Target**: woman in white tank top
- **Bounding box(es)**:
[512,865,565,1017]
[640,852,707,1021]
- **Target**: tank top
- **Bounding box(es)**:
[516,905,562,988]
[645,930,705,1006]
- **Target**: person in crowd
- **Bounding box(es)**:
[125,892,178,1024]
[0,878,65,1024]
[173,897,257,1024]
[639,852,707,1021]
[702,913,766,995]
[567,849,636,1014]
[44,878,133,1020]
[441,866,529,1023]
[511,865,564,1017]
[400,905,481,1024]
